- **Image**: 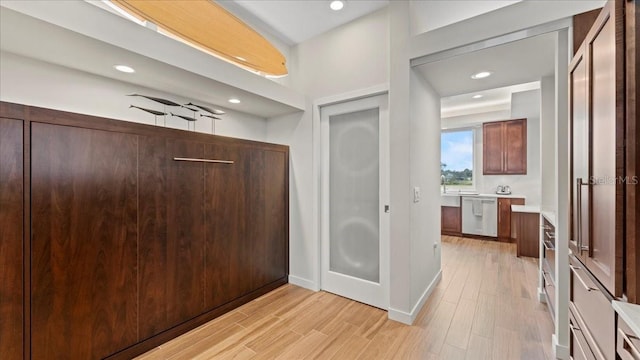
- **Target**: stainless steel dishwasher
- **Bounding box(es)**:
[461,196,497,237]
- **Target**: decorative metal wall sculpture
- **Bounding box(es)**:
[128,94,226,133]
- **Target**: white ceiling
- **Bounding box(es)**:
[414,31,556,99]
[226,0,389,45]
[414,31,555,118]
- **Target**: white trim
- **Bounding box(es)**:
[388,270,442,325]
[553,334,570,360]
[288,275,319,292]
[311,84,390,303]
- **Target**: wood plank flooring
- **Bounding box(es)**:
[136,236,554,359]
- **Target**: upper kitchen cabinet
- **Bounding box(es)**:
[483,119,527,175]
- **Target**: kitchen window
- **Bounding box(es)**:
[441,128,475,192]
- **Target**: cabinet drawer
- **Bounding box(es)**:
[570,256,615,359]
[617,316,640,360]
[542,269,555,317]
[571,309,597,360]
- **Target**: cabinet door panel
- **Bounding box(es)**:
[138,136,169,339]
[504,120,527,174]
[248,149,267,289]
[31,123,138,359]
[441,206,461,234]
[0,118,23,360]
[165,139,206,325]
[587,13,620,296]
[204,143,247,309]
[263,150,287,284]
[570,54,590,264]
[483,122,503,174]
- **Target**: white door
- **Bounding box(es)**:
[320,94,389,310]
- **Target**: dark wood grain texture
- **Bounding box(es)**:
[503,119,527,174]
[30,123,138,359]
[482,121,503,175]
[138,135,169,340]
[0,118,24,360]
[483,119,527,175]
[204,143,246,309]
[166,139,206,326]
[0,101,290,359]
[497,197,525,242]
[441,206,461,235]
[573,8,603,55]
[264,150,288,284]
[626,0,640,303]
[512,212,540,258]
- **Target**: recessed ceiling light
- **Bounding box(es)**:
[472,94,483,99]
[228,98,241,104]
[471,71,492,79]
[114,65,135,73]
[330,0,344,11]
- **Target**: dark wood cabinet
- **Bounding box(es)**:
[569,0,624,298]
[30,123,139,359]
[511,212,540,258]
[0,118,24,360]
[441,206,461,235]
[483,119,527,175]
[497,197,525,242]
[0,102,289,359]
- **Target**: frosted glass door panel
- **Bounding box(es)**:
[329,108,380,283]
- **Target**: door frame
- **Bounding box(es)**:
[310,84,389,300]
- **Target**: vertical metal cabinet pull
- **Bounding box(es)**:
[569,264,599,292]
[173,157,234,164]
[618,328,640,360]
[576,178,590,254]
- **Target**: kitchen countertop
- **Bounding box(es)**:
[442,192,526,199]
[511,205,540,213]
[613,301,640,336]
[541,211,556,226]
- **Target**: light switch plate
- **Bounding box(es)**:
[413,187,421,202]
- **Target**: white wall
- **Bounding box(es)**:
[266,7,390,289]
[410,69,442,307]
[540,75,557,212]
[0,51,268,141]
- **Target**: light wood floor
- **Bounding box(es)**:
[136,236,554,360]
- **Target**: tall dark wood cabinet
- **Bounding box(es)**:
[30,123,139,359]
[0,118,24,360]
[568,1,632,359]
[0,102,290,359]
[497,197,525,241]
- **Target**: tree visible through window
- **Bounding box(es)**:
[441,129,474,189]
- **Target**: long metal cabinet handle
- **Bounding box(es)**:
[618,328,640,360]
[576,178,590,253]
[569,265,599,292]
[173,157,234,164]
[543,240,555,251]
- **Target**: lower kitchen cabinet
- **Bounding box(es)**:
[0,118,24,360]
[1,102,289,359]
[511,211,539,258]
[497,197,524,241]
[441,206,461,235]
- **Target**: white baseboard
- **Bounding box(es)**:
[553,334,570,360]
[288,275,319,291]
[388,270,442,325]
